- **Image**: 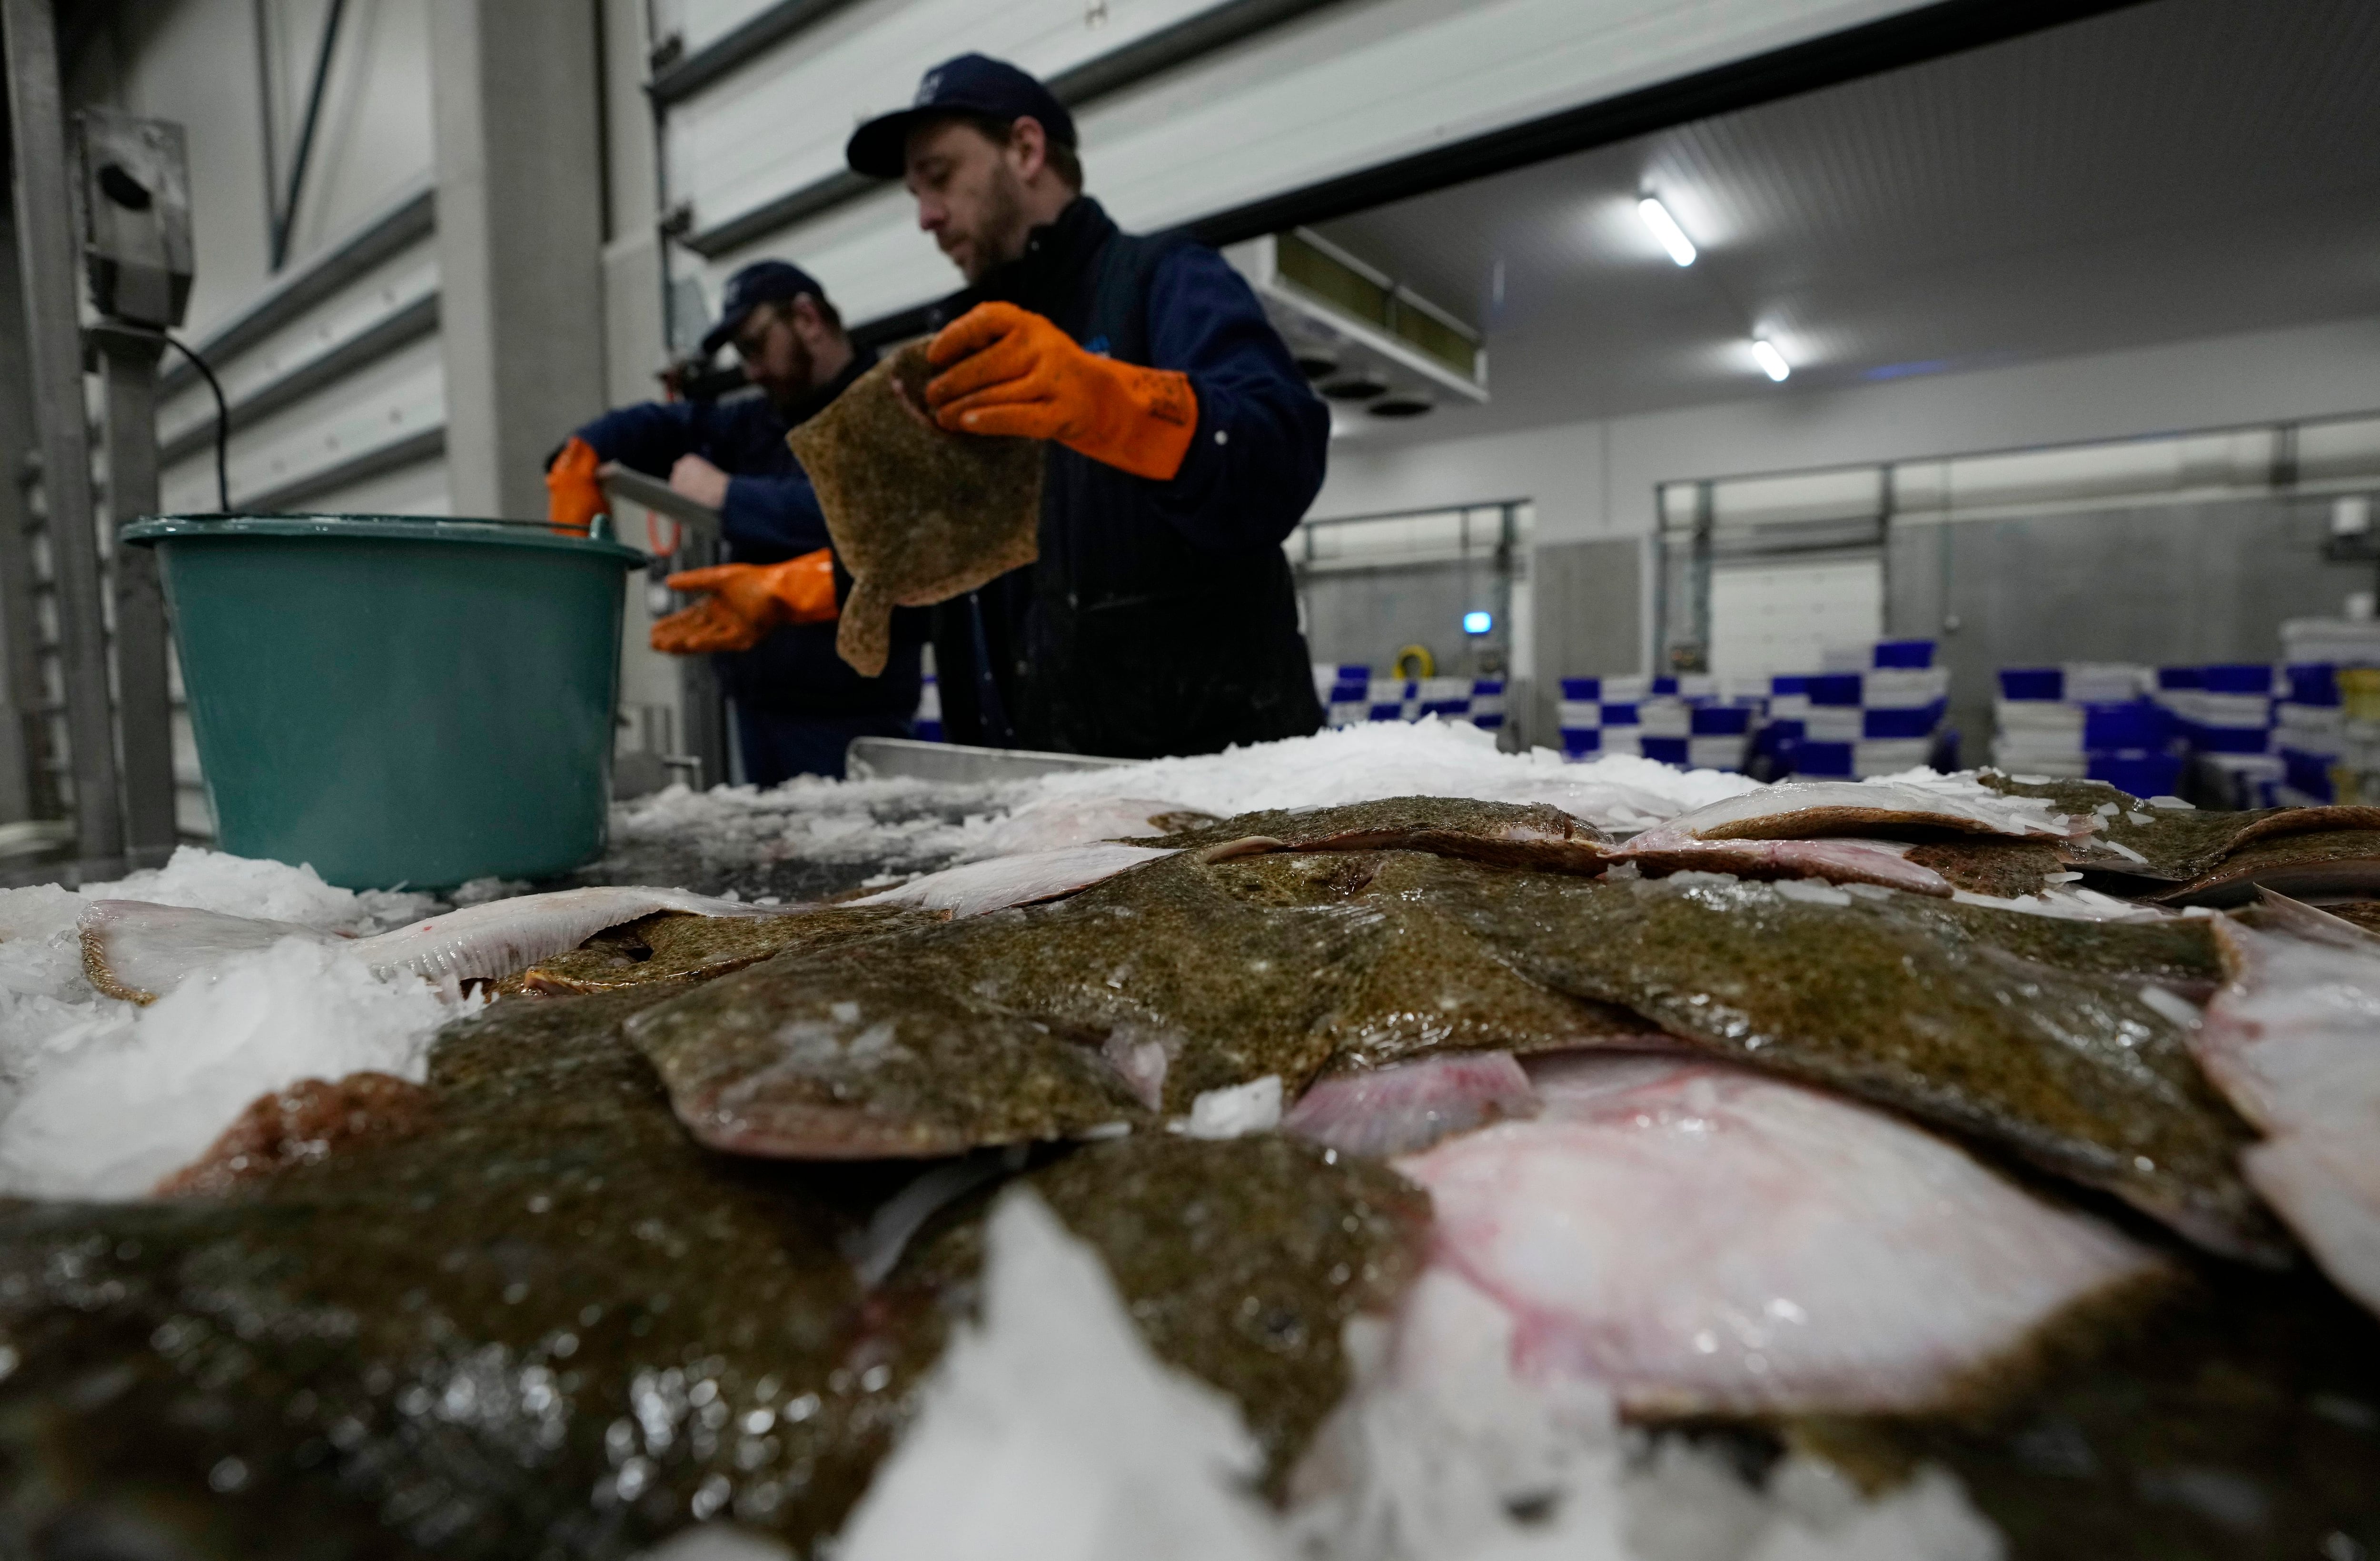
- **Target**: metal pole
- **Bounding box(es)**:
[3,0,123,865]
[91,324,178,862]
[0,206,51,823]
[674,528,730,787]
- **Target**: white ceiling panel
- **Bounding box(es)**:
[667,0,1288,237]
[699,0,1922,321]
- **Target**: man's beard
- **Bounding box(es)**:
[962,166,1030,282]
[763,331,815,411]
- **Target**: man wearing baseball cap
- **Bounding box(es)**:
[845,53,1328,758]
[545,260,923,781]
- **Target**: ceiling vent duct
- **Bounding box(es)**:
[1368,390,1434,418]
[1291,346,1340,381]
[1321,371,1388,401]
[1226,229,1487,423]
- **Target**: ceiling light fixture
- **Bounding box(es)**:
[1752,339,1791,382]
[1636,197,1696,267]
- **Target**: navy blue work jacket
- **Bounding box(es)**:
[927,198,1329,758]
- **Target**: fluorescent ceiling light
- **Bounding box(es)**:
[1752,339,1791,382]
[1636,197,1696,266]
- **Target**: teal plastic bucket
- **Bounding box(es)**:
[124,514,646,890]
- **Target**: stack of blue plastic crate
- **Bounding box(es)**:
[1313,664,1507,735]
[1781,641,1949,778]
[1992,663,2180,796]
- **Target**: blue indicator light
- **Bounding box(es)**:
[1462,610,1493,635]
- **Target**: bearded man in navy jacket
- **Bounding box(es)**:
[845,54,1328,759]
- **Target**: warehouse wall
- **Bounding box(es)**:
[1314,314,2380,736]
[649,0,1930,339]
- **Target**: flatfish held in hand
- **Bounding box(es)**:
[787,341,1044,677]
[1410,861,2274,1259]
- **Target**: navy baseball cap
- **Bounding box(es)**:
[700,259,830,356]
[845,53,1077,179]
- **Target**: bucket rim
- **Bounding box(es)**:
[121,512,647,566]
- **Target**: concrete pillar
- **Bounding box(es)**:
[430,0,607,520]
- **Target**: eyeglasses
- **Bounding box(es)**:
[732,297,810,361]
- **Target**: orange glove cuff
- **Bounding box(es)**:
[924,302,1199,481]
[545,435,605,535]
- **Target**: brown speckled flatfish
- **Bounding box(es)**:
[1983,772,2380,884]
[1204,849,1666,1070]
[1793,1263,2380,1561]
[628,850,1385,1156]
[787,341,1044,677]
[1904,837,2068,898]
[516,903,941,995]
[2156,828,2380,908]
[878,1133,1429,1492]
[1124,795,1609,875]
[1411,860,2275,1260]
[0,986,927,1558]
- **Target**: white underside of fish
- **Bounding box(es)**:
[80,886,783,1000]
[2198,919,2380,1314]
[1614,835,1952,896]
[1642,779,2074,842]
[1282,1053,1540,1158]
[1394,1052,2162,1415]
[966,796,1194,857]
[851,843,1177,918]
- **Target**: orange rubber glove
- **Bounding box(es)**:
[924,301,1198,481]
[545,435,606,535]
[650,549,839,656]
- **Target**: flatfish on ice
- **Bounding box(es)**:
[1981,772,2380,883]
[1635,780,2079,842]
[2194,907,2380,1315]
[0,984,930,1557]
[81,886,793,1002]
[876,1133,1429,1489]
[627,850,1378,1156]
[513,903,942,995]
[1409,861,2275,1259]
[1206,849,1667,1070]
[1398,1051,2167,1415]
[628,847,1667,1160]
[1124,795,1609,874]
[2156,828,2380,908]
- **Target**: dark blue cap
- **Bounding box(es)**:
[845,53,1076,179]
[700,259,830,356]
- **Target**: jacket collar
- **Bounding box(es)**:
[946,196,1115,324]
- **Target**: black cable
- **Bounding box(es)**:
[160,335,231,512]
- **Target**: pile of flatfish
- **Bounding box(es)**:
[7,778,2379,1558]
